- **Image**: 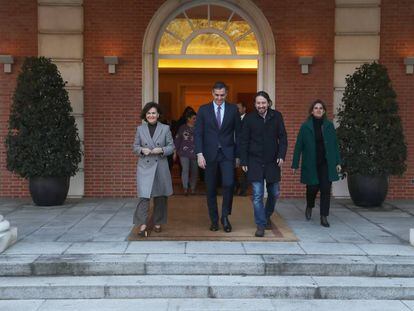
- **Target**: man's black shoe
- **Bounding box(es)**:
[209,223,219,231]
[320,216,330,227]
[255,226,265,237]
[305,206,312,220]
[265,218,272,230]
[221,217,232,233]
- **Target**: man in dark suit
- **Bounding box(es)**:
[240,91,287,237]
[195,81,241,232]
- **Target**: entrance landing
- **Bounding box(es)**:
[128,196,297,241]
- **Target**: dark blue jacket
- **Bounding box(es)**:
[195,102,241,162]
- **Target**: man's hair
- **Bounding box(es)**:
[237,102,246,108]
[254,91,272,104]
[212,81,228,91]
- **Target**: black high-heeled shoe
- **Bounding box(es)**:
[265,218,272,230]
[320,216,330,227]
[305,206,312,220]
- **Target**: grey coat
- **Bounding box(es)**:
[133,122,174,198]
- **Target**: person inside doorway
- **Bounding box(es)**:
[173,110,198,195]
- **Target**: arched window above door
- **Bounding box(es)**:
[158,4,259,56]
[143,0,275,106]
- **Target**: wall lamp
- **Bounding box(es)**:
[104,56,118,74]
[298,56,313,74]
[404,57,414,74]
[0,55,14,73]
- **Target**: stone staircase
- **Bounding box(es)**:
[1,253,414,306]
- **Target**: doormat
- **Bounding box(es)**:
[128,195,297,241]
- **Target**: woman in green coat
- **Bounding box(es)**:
[292,100,341,227]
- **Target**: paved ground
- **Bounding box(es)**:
[0,197,412,246]
[0,197,413,311]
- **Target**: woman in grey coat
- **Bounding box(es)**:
[132,102,174,237]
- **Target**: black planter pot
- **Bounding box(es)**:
[29,176,70,206]
[347,174,388,207]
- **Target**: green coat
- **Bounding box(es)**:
[291,117,341,185]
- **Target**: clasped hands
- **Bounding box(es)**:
[141,147,163,156]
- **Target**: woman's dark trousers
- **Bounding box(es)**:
[306,163,331,216]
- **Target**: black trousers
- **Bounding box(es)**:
[204,149,234,224]
[306,163,331,216]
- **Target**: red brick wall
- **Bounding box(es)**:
[380,0,414,198]
[82,0,334,197]
[83,0,165,196]
[1,0,412,199]
[257,0,335,197]
[0,1,37,197]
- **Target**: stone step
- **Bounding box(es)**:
[0,275,414,300]
[0,298,412,311]
[1,253,414,277]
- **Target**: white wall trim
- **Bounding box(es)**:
[38,0,84,197]
[142,0,276,105]
[332,0,381,198]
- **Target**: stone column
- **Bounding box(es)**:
[0,215,17,253]
[38,0,85,198]
[332,0,381,197]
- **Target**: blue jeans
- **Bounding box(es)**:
[251,181,280,227]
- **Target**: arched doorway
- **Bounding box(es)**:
[142,0,276,107]
[142,0,276,196]
[134,1,294,240]
[157,3,260,120]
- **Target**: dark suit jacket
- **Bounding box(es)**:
[195,102,241,162]
[240,109,288,183]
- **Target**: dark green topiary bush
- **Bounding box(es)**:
[5,57,82,178]
[336,62,407,176]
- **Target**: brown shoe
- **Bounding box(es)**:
[128,225,148,240]
[138,229,149,237]
[131,225,140,235]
